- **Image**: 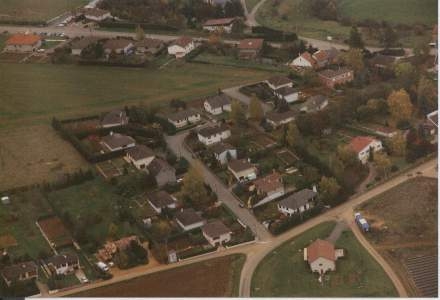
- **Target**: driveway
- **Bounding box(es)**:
[165,132,272,242]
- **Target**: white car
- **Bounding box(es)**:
[79,276,89,283]
[96,261,109,272]
[37,49,45,53]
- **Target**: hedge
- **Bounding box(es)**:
[251,26,298,42]
[98,21,179,32]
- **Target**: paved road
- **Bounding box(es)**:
[243,0,269,27]
[165,131,272,242]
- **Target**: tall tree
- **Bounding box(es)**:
[387,89,414,124]
[416,76,438,114]
[182,165,209,208]
[135,25,145,41]
[347,26,364,49]
[249,96,264,121]
[150,220,172,241]
[286,122,302,148]
[230,100,247,126]
[374,152,392,178]
[318,176,341,205]
[380,25,398,49]
[388,132,406,157]
[342,48,364,73]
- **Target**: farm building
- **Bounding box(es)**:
[4,34,42,53]
[203,18,237,33]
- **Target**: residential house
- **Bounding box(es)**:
[238,38,264,60]
[324,47,340,65]
[274,87,299,103]
[146,190,177,214]
[126,145,155,170]
[228,159,257,181]
[348,136,383,164]
[202,221,232,246]
[98,236,141,262]
[167,109,201,128]
[70,37,100,56]
[43,253,80,276]
[277,188,317,216]
[304,239,344,274]
[101,132,136,152]
[265,76,293,91]
[4,34,42,52]
[290,48,340,69]
[197,125,231,146]
[203,18,237,33]
[83,8,112,21]
[251,172,285,207]
[101,109,129,128]
[103,38,134,55]
[312,50,330,68]
[134,38,165,55]
[204,94,232,115]
[318,68,354,89]
[1,261,38,287]
[300,95,329,113]
[265,110,296,128]
[147,158,177,187]
[167,36,195,58]
[210,142,237,164]
[289,52,316,69]
[175,208,206,231]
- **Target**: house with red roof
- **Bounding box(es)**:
[203,17,237,33]
[5,34,42,52]
[289,52,316,69]
[348,136,383,164]
[304,239,344,274]
[167,36,195,58]
[238,38,264,60]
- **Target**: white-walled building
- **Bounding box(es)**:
[228,159,257,182]
[146,190,177,214]
[304,239,344,274]
[204,94,232,115]
[277,188,317,216]
[4,34,42,52]
[197,125,231,146]
[175,209,206,231]
[348,136,383,164]
[167,109,201,128]
[126,145,155,170]
[168,36,195,58]
[210,142,237,164]
[203,18,237,33]
[202,220,232,247]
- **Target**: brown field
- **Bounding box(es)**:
[0,125,88,191]
[37,215,73,248]
[358,177,438,297]
[74,254,245,297]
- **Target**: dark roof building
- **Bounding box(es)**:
[167,109,200,123]
[146,190,176,210]
[278,188,317,211]
[126,145,155,161]
[198,124,230,138]
[202,220,231,238]
[175,208,205,229]
[210,142,235,155]
[205,94,231,109]
[101,133,135,151]
[1,261,38,286]
[101,109,129,128]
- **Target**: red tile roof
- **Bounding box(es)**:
[172,36,193,48]
[300,52,316,66]
[203,17,236,26]
[238,38,264,50]
[306,239,335,263]
[312,50,328,62]
[6,34,41,46]
[253,172,283,193]
[349,136,376,153]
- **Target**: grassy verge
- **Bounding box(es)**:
[251,221,397,297]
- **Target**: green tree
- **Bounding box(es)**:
[387,89,414,124]
[394,62,417,90]
[249,95,264,121]
[337,145,358,167]
[318,176,341,205]
[388,132,406,157]
[347,26,364,49]
[150,220,171,241]
[135,25,145,41]
[182,166,209,208]
[380,25,398,49]
[286,122,302,148]
[342,48,364,73]
[230,100,247,127]
[416,76,437,114]
[374,152,392,178]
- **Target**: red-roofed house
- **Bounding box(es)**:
[238,38,264,60]
[5,34,42,52]
[304,239,344,274]
[251,172,285,208]
[349,136,383,164]
[203,18,237,33]
[167,36,195,58]
[289,52,316,68]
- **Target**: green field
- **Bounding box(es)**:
[251,222,397,297]
[0,62,272,130]
[256,0,437,46]
[0,0,87,22]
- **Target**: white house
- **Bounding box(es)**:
[44,253,80,276]
[101,132,136,152]
[202,221,232,247]
[101,109,129,128]
[274,87,299,103]
[348,136,383,164]
[304,239,344,274]
[146,190,177,214]
[167,36,195,58]
[197,125,231,146]
[228,159,257,182]
[265,76,293,91]
[204,94,232,115]
[265,110,296,128]
[175,209,206,231]
[126,145,155,170]
[83,8,112,22]
[167,109,201,128]
[277,188,317,216]
[203,18,237,33]
[4,34,42,53]
[251,172,285,208]
[289,52,315,69]
[210,142,237,164]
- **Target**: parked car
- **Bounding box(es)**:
[96,261,109,272]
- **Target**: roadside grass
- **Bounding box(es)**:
[0,62,273,130]
[0,189,54,259]
[251,221,398,297]
[0,0,88,22]
[73,254,246,297]
[256,0,436,47]
[47,178,143,252]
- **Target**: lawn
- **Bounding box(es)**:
[74,254,246,297]
[358,177,437,296]
[256,0,437,46]
[47,178,143,251]
[0,62,273,130]
[0,0,88,22]
[245,0,261,11]
[251,221,397,297]
[0,189,54,259]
